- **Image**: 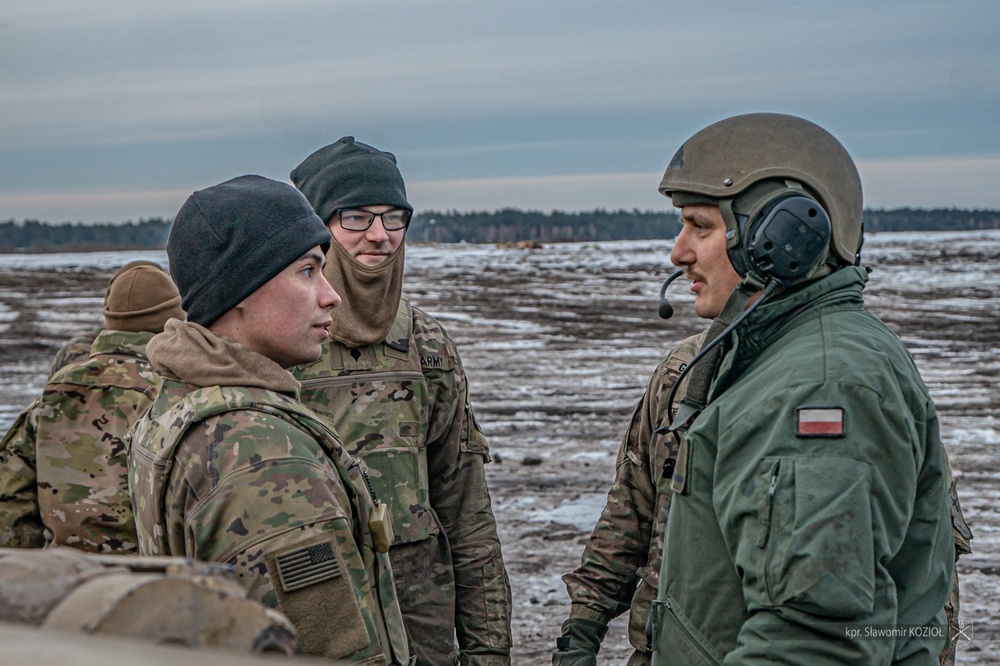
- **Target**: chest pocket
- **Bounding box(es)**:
[298,340,436,546]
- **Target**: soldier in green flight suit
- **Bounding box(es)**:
[648,113,954,665]
[555,113,971,666]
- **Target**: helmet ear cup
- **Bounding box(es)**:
[742,195,831,283]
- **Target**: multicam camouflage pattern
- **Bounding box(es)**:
[0,330,159,553]
[293,299,511,666]
[941,453,974,666]
[48,326,102,378]
[561,332,702,665]
[562,331,972,666]
[129,375,410,665]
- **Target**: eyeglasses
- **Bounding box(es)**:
[335,208,412,232]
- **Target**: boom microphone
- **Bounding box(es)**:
[658,269,685,319]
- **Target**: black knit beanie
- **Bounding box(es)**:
[290,136,411,224]
[167,175,332,326]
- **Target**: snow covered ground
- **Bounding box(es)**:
[1,230,997,663]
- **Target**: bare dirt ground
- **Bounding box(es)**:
[1,233,998,664]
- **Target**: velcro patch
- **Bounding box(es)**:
[796,407,845,437]
[275,541,341,592]
[419,353,455,371]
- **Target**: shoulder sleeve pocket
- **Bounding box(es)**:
[763,456,876,618]
[264,535,370,659]
[461,403,491,459]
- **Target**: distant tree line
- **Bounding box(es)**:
[2,207,999,253]
[862,208,1000,233]
[408,208,679,243]
[0,218,171,253]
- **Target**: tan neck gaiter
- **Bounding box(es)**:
[324,240,404,348]
[148,320,301,396]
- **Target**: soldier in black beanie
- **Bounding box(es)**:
[167,175,332,328]
[128,174,413,664]
[291,138,513,666]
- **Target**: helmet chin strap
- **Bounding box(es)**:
[667,273,779,434]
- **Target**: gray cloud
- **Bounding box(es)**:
[1,0,999,221]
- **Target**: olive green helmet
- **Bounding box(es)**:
[660,112,863,268]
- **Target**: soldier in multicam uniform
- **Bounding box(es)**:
[290,137,512,666]
[128,175,411,665]
[554,332,702,666]
[0,260,184,553]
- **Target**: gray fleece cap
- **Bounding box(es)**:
[290,136,411,223]
[167,175,331,327]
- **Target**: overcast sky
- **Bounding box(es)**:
[2,1,999,223]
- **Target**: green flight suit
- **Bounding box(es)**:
[652,267,954,665]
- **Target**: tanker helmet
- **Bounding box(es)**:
[660,113,863,276]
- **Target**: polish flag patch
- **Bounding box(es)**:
[796,407,845,437]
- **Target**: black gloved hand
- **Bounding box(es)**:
[552,617,609,665]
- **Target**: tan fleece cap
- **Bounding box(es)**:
[103,260,185,333]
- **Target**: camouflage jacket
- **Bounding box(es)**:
[129,322,411,665]
[0,330,159,553]
[561,332,703,658]
[293,298,511,666]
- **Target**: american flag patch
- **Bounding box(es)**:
[275,542,341,592]
[796,407,845,437]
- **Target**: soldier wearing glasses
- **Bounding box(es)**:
[290,137,512,666]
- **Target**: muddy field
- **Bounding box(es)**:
[1,232,998,663]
